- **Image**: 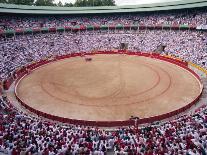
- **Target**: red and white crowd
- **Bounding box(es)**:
[0,10,207,155]
[0,8,207,30]
[0,29,206,80]
[0,92,207,154]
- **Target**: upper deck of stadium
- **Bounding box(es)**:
[0,0,207,14]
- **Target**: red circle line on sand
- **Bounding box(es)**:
[14,52,203,126]
[41,60,163,107]
[39,59,171,107]
[40,58,160,100]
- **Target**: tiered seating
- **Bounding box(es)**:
[0,11,207,154]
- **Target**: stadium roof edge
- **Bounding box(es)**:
[0,0,207,14]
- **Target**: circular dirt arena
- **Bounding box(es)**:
[16,54,202,122]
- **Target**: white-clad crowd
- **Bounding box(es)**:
[0,11,207,155]
[0,8,207,30]
[0,29,206,80]
[0,94,206,154]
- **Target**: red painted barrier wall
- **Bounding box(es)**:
[12,51,202,127]
[0,82,2,95]
[3,76,14,90]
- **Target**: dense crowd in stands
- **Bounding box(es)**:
[0,10,207,154]
[0,93,207,154]
[0,8,207,30]
[0,29,206,80]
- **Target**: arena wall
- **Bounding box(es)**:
[12,51,203,127]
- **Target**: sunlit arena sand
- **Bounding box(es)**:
[16,54,202,121]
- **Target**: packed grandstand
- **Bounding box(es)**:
[0,1,207,155]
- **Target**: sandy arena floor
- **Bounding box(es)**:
[16,54,202,121]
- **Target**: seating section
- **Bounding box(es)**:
[0,95,206,154]
[0,8,207,30]
[0,30,206,80]
[0,11,207,154]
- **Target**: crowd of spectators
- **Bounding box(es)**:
[0,11,207,154]
[0,29,206,80]
[0,92,206,154]
[0,8,207,30]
